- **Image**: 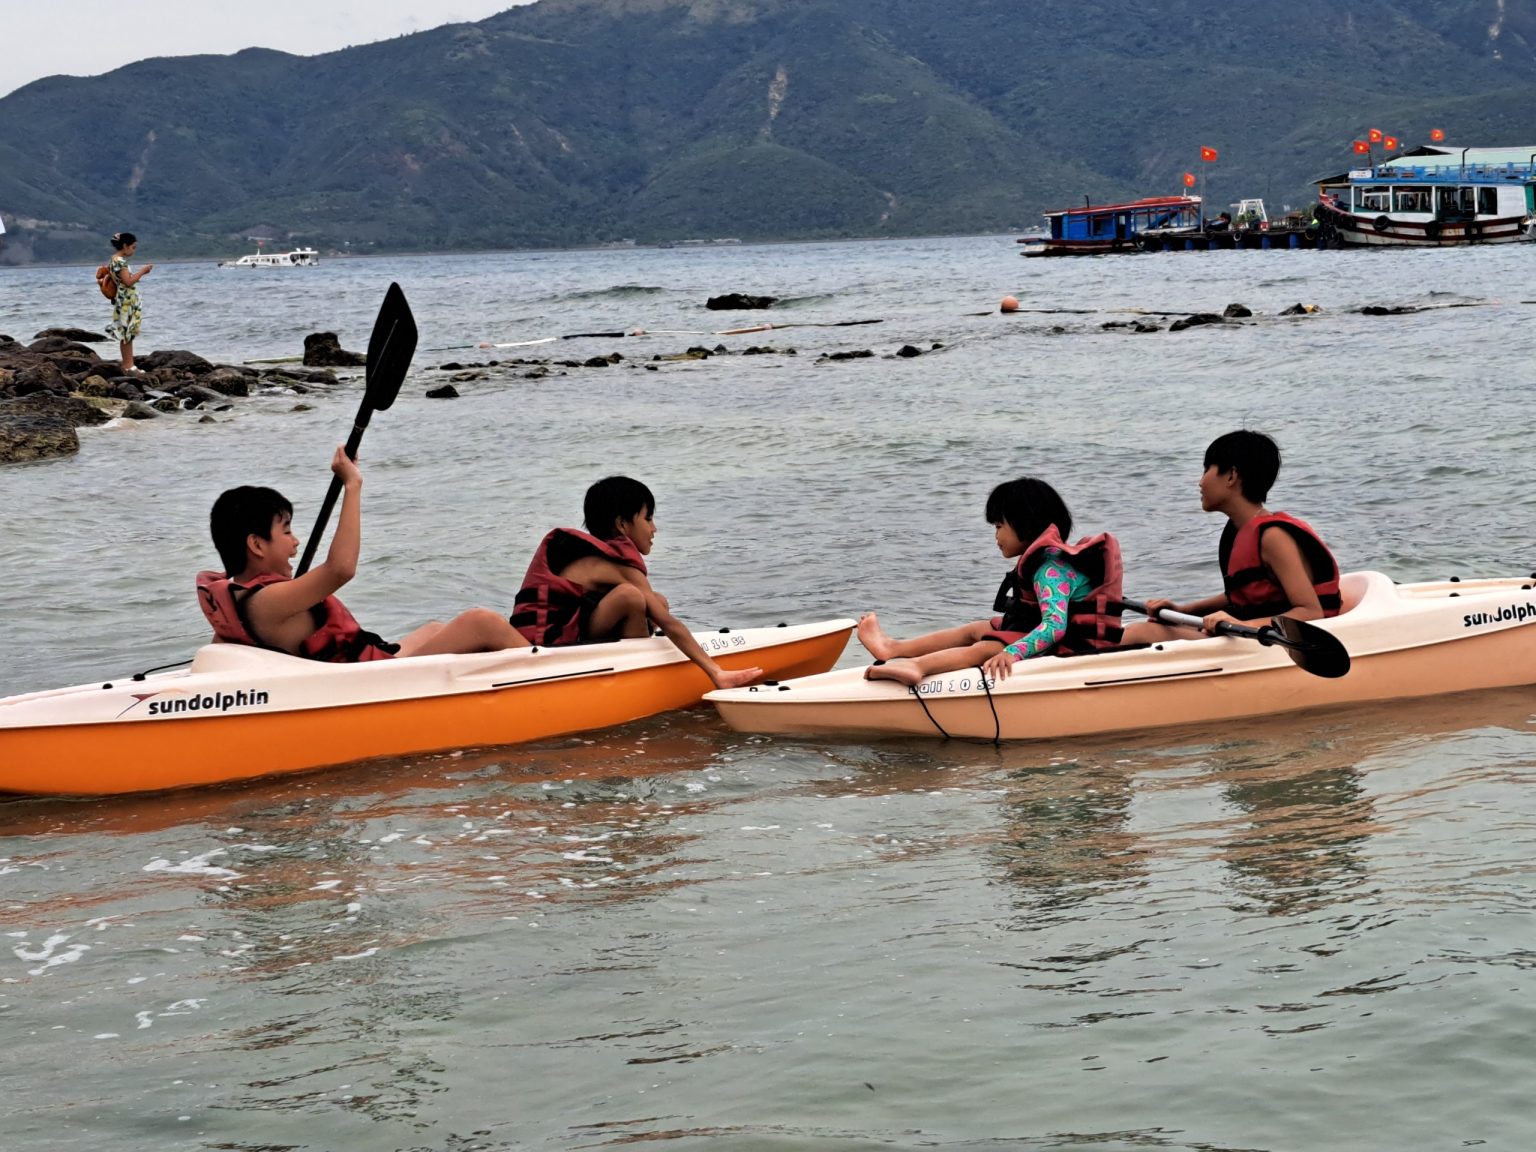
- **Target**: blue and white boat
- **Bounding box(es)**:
[1020,195,1201,256]
[1314,146,1536,247]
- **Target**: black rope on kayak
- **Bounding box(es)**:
[131,658,193,682]
[905,664,1002,746]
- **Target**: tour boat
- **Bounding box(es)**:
[1312,146,1536,247]
[705,572,1536,742]
[220,247,321,268]
[1020,195,1202,256]
[0,620,853,796]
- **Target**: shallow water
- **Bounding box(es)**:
[2,237,1535,1150]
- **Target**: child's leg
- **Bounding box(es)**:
[584,584,650,641]
[120,340,134,373]
[857,614,995,660]
[866,639,1005,686]
[395,608,530,657]
[1119,620,1204,645]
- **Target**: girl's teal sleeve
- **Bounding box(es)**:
[1002,555,1091,660]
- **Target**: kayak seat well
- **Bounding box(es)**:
[1337,570,1392,615]
[189,643,317,674]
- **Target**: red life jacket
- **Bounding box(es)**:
[195,571,398,663]
[510,528,648,646]
[991,526,1125,654]
[1219,512,1341,620]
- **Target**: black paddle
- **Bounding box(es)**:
[295,282,418,577]
[1121,598,1351,679]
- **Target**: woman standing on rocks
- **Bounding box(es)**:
[106,232,153,374]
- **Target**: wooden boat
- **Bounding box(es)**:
[1021,195,1202,256]
[0,620,852,796]
[1312,146,1536,247]
[705,572,1536,741]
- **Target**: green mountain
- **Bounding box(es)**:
[2,0,1534,263]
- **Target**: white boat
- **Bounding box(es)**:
[705,572,1536,742]
[220,247,320,268]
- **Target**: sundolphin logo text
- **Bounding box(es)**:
[130,688,271,717]
[1463,602,1536,628]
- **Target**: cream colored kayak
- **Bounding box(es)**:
[0,619,853,796]
[705,572,1536,741]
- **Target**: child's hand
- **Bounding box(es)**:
[982,649,1019,680]
[1141,597,1179,621]
[1201,609,1244,633]
[330,446,362,487]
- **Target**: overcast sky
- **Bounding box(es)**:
[0,1,538,97]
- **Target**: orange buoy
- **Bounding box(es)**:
[1000,295,1020,313]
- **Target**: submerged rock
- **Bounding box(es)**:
[425,384,461,399]
[5,391,110,428]
[706,293,778,310]
[1168,313,1226,332]
[1223,303,1253,318]
[0,411,79,463]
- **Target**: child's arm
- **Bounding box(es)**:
[244,448,363,633]
[981,558,1089,680]
[119,263,154,286]
[617,569,762,689]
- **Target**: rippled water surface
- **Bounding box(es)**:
[2,238,1535,1150]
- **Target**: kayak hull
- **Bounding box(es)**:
[706,573,1536,741]
[0,620,852,796]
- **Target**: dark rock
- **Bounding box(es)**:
[123,401,159,420]
[201,367,252,397]
[27,337,100,358]
[1223,303,1253,318]
[1133,320,1162,333]
[151,397,181,413]
[523,366,549,379]
[292,402,314,412]
[0,334,14,345]
[1168,313,1226,332]
[1359,304,1420,316]
[178,384,226,407]
[49,354,104,378]
[556,359,584,368]
[0,412,79,463]
[449,371,485,382]
[303,332,365,367]
[138,349,215,376]
[75,374,114,397]
[820,349,875,361]
[10,360,73,396]
[686,346,712,358]
[34,328,110,343]
[1280,303,1319,316]
[437,362,464,371]
[109,379,145,401]
[199,414,218,424]
[931,343,943,350]
[705,293,778,310]
[583,356,612,368]
[4,391,110,427]
[425,384,461,399]
[896,345,923,357]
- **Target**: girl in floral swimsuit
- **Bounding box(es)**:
[106,232,153,374]
[857,477,1124,686]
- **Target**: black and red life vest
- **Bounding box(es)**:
[195,570,398,663]
[1219,512,1341,620]
[991,526,1125,654]
[510,528,648,646]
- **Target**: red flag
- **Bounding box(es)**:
[1384,135,1399,150]
[1200,146,1219,162]
[1352,140,1370,154]
[1430,128,1445,142]
[1367,128,1383,143]
[1183,172,1197,187]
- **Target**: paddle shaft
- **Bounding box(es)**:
[1120,597,1292,650]
[294,402,375,577]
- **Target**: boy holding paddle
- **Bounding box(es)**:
[198,447,529,661]
[1123,429,1341,644]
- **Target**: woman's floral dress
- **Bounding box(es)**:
[106,255,142,342]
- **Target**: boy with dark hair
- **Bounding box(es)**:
[198,447,528,661]
[1123,429,1341,644]
[511,475,762,689]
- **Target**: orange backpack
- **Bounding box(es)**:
[95,264,117,300]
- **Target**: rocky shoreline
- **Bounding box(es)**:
[0,328,361,464]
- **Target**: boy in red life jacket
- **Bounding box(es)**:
[858,477,1124,687]
[1123,429,1341,644]
[198,446,529,661]
[510,476,763,690]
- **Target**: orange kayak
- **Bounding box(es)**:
[0,619,852,796]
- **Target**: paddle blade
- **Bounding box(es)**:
[364,282,418,412]
[1268,616,1352,679]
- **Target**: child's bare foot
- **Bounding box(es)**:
[714,665,764,690]
[856,612,898,660]
[864,659,924,687]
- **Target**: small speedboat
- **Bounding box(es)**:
[705,572,1536,742]
[0,620,852,796]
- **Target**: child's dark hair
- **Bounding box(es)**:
[110,231,137,251]
[583,476,654,538]
[1204,430,1280,502]
[984,477,1072,545]
[210,486,293,575]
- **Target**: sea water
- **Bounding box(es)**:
[1,237,1534,1150]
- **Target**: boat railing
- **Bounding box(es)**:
[1373,163,1536,182]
